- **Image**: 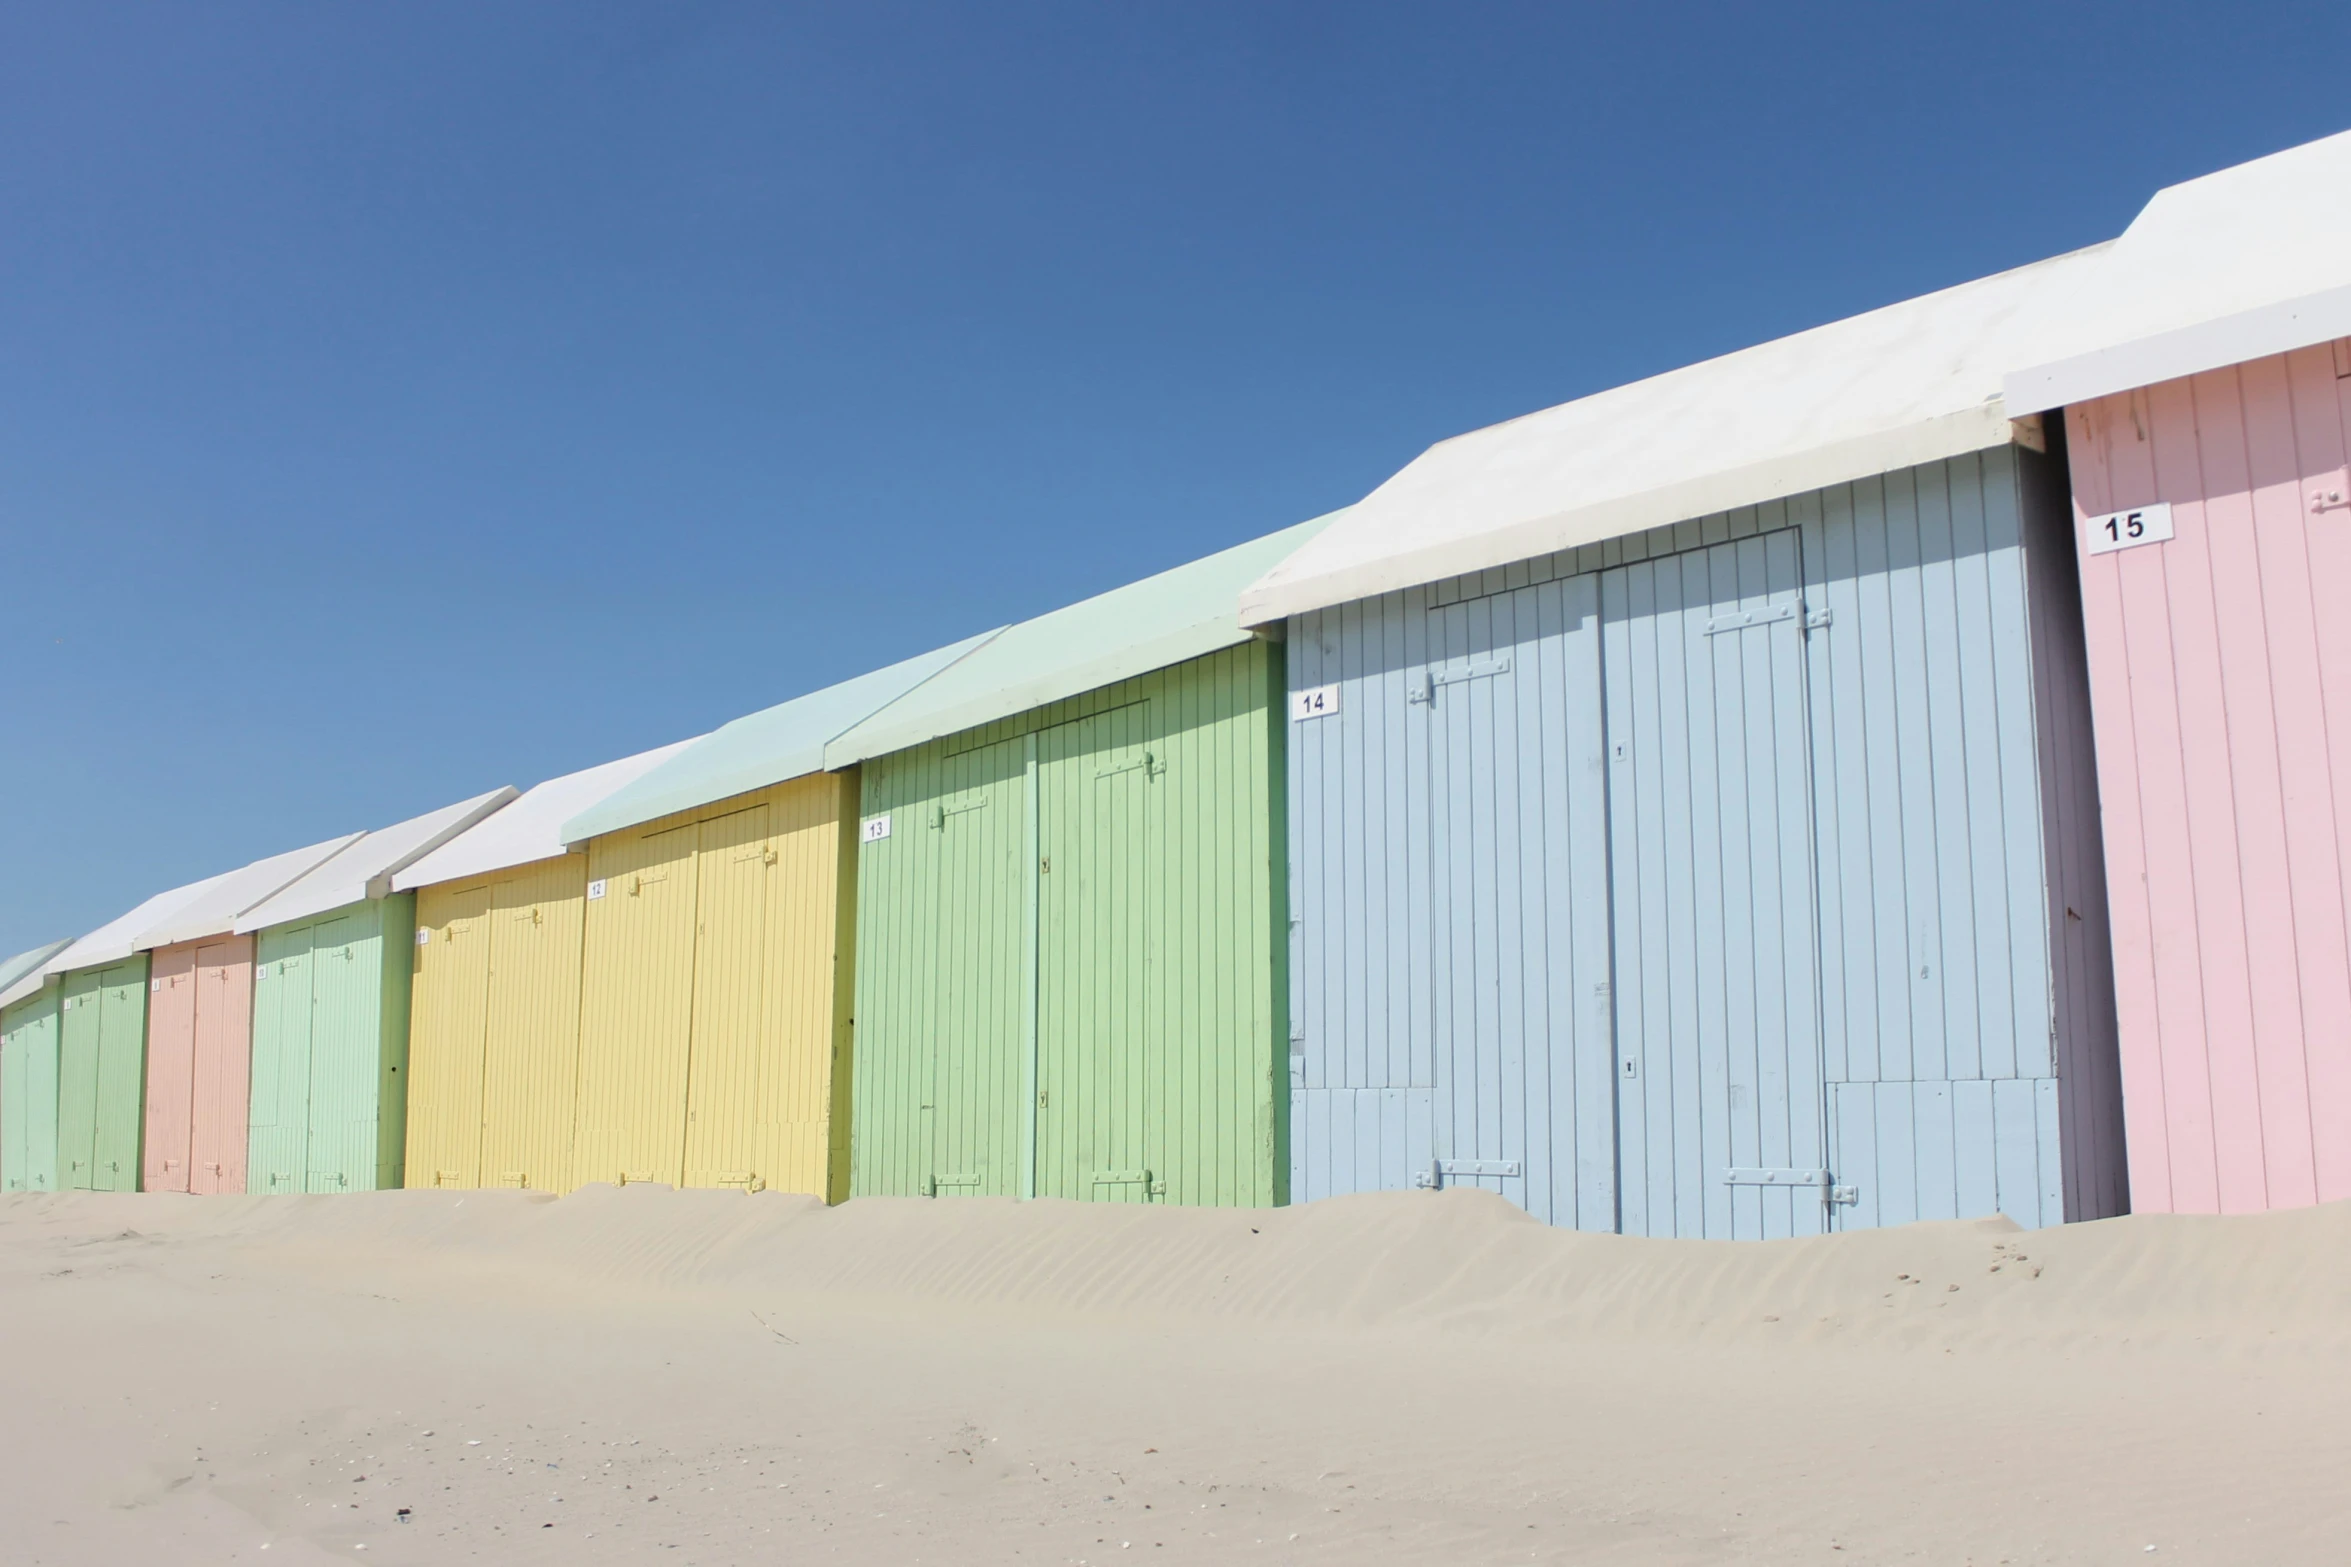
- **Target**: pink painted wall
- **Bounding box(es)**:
[2067,338,2351,1214]
[140,935,254,1195]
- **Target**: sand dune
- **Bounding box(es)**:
[2,1187,2345,1564]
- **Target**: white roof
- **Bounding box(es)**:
[0,878,227,1007]
[2007,129,2351,413]
[132,835,363,951]
[1239,247,2101,625]
[234,787,519,933]
[0,940,71,1010]
[394,742,697,891]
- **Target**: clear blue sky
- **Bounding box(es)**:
[4,2,2346,956]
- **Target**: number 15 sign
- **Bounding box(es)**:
[2085,501,2174,555]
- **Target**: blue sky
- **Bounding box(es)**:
[4,2,2347,955]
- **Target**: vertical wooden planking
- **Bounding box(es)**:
[188,936,256,1194]
[479,858,588,1192]
[142,943,199,1192]
[247,927,311,1191]
[576,818,700,1185]
[85,960,149,1191]
[854,643,1283,1207]
[2,991,62,1191]
[300,908,374,1191]
[2070,347,2351,1212]
[681,802,775,1189]
[406,884,493,1188]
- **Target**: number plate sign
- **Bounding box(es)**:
[1290,683,1340,721]
[861,814,892,843]
[2085,501,2174,555]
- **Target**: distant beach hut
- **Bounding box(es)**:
[832,517,1338,1208]
[553,639,990,1198]
[231,790,515,1193]
[396,742,693,1194]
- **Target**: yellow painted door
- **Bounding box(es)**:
[405,884,493,1189]
[479,856,588,1192]
[764,775,852,1200]
[575,820,700,1186]
[682,803,773,1190]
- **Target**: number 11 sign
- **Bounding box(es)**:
[2085,501,2174,555]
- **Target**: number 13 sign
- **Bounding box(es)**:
[2085,501,2174,555]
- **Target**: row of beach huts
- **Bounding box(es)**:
[6,131,2349,1235]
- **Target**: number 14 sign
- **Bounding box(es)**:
[2085,501,2174,555]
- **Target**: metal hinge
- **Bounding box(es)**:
[1418,1157,1524,1189]
[1094,750,1162,780]
[1724,1167,1831,1188]
[931,793,992,829]
[926,1173,983,1196]
[1703,601,1829,636]
[1408,654,1512,703]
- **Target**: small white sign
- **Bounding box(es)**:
[254,965,267,981]
[2086,501,2174,555]
[1290,683,1341,721]
[151,979,161,993]
[586,878,607,901]
[862,814,892,844]
[416,926,432,947]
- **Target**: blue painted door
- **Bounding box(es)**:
[1420,576,1616,1227]
[1601,530,1828,1240]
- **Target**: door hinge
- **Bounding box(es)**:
[1419,1158,1523,1189]
[1724,1166,1831,1188]
[1704,601,1827,636]
[1408,654,1512,703]
[926,1173,983,1196]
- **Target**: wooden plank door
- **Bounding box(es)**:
[188,937,255,1194]
[477,861,584,1193]
[248,928,315,1192]
[409,886,494,1189]
[574,821,700,1186]
[1602,530,1828,1240]
[1421,578,1615,1227]
[302,912,373,1192]
[3,995,62,1192]
[57,971,104,1189]
[897,736,1030,1199]
[683,803,774,1190]
[1036,704,1159,1203]
[88,962,147,1192]
[143,946,199,1192]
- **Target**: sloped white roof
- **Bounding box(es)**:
[1239,247,2102,625]
[0,877,227,1007]
[0,940,72,1008]
[234,787,518,933]
[829,515,1340,766]
[2007,129,2351,413]
[394,741,697,891]
[132,835,363,951]
[562,635,999,845]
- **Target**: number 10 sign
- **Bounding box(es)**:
[2085,501,2174,555]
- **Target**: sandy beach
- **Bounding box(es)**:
[1,1187,2344,1565]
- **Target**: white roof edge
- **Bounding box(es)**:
[363,787,520,899]
[559,630,1007,848]
[2004,281,2351,413]
[822,615,1251,769]
[1240,402,2021,625]
[0,972,52,1011]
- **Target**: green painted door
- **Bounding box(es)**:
[249,928,315,1191]
[2,992,62,1192]
[58,962,146,1191]
[1036,703,1159,1202]
[91,961,147,1191]
[250,899,409,1194]
[852,641,1289,1208]
[303,911,372,1191]
[849,734,1029,1198]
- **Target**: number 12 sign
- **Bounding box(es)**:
[2085,501,2174,555]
